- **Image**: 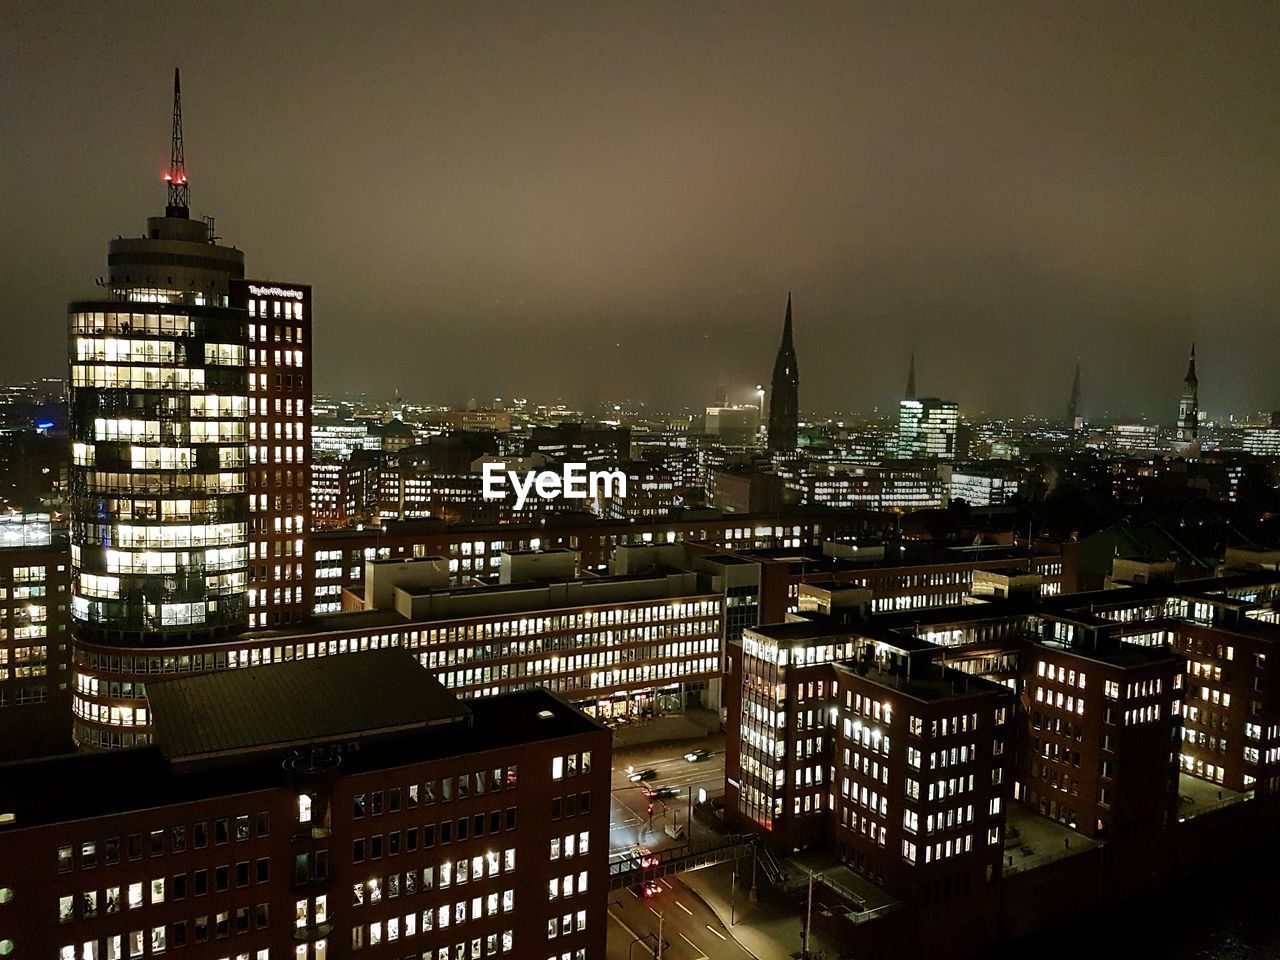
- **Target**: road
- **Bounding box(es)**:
[609,734,727,863]
[606,735,753,958]
[607,874,755,960]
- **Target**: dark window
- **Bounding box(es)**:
[352,839,364,863]
[194,870,208,896]
[406,828,418,852]
[370,835,383,859]
[423,825,435,848]
[215,866,229,892]
[388,832,400,856]
[441,821,452,844]
[214,819,229,845]
[172,874,187,900]
[255,812,270,837]
[235,861,249,887]
[193,823,207,848]
[256,858,269,883]
[127,834,143,860]
[506,807,517,830]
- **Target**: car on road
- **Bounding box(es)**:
[631,845,658,868]
[639,880,662,898]
[643,785,680,800]
[627,766,658,783]
[683,748,710,762]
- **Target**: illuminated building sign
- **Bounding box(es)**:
[247,284,304,299]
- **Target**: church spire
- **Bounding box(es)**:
[1067,359,1081,426]
[767,292,799,454]
[1177,342,1200,448]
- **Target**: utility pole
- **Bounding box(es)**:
[802,870,816,959]
[656,911,664,960]
[687,785,693,844]
[750,841,758,902]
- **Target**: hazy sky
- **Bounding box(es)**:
[3,2,1278,418]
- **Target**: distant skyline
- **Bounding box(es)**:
[3,3,1279,417]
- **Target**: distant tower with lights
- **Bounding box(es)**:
[1067,360,1082,429]
[66,69,249,748]
[1176,343,1199,451]
[767,293,799,453]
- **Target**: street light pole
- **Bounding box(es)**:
[687,785,693,845]
[657,911,664,960]
[803,870,815,959]
[730,869,737,926]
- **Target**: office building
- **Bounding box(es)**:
[727,620,1015,901]
[309,508,884,613]
[67,73,250,748]
[897,398,959,459]
[231,280,313,630]
[0,513,72,759]
[0,650,610,960]
[704,405,761,447]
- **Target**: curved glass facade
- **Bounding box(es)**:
[69,214,250,748]
[68,302,249,640]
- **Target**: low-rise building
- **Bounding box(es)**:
[1,650,611,960]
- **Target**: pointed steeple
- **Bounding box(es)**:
[767,292,799,454]
[1177,342,1200,446]
[164,68,190,218]
[905,353,917,400]
[1067,359,1081,426]
[779,292,794,350]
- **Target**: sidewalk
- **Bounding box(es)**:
[680,859,842,960]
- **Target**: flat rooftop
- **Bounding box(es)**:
[1037,636,1183,669]
[147,649,470,761]
[834,659,1012,703]
[0,671,603,830]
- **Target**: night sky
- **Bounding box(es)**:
[3,2,1278,418]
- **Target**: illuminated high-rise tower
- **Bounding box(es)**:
[767,293,799,453]
[67,70,249,747]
